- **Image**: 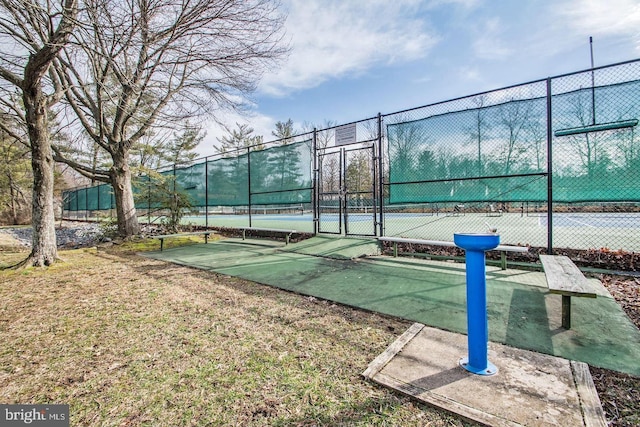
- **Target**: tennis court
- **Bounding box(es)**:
[175,207,640,251]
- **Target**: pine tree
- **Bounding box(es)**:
[215,123,264,154]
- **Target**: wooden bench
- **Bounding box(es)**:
[486,204,503,217]
[445,204,465,217]
[240,227,297,245]
[378,236,528,270]
[155,231,213,251]
[540,255,599,329]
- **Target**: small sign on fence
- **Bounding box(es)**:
[335,123,356,146]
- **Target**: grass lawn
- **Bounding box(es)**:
[0,239,473,426]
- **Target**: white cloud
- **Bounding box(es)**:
[259,0,440,96]
[554,0,640,38]
[198,110,277,158]
[426,0,480,8]
[458,66,481,81]
[546,0,640,55]
[413,74,433,84]
[472,17,512,60]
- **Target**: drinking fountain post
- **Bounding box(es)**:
[453,233,500,376]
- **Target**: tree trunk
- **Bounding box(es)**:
[24,94,58,266]
[9,177,18,225]
[110,153,140,237]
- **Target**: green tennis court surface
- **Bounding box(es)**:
[172,210,640,251]
[143,236,640,376]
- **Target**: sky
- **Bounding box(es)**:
[198,0,640,157]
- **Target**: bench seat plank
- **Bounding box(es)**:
[241,227,296,234]
[155,231,211,239]
[540,254,600,329]
[241,227,296,245]
[377,236,528,269]
[377,236,528,253]
[540,255,597,298]
[154,231,212,251]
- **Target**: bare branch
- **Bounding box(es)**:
[52,144,110,182]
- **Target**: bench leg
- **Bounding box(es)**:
[561,295,571,329]
[242,229,246,240]
[204,233,209,244]
[393,242,398,257]
[160,238,164,251]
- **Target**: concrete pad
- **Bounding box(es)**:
[363,323,607,427]
[279,235,381,259]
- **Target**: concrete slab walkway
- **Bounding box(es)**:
[363,324,607,427]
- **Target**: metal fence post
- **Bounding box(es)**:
[247,147,252,228]
[546,78,553,254]
[312,128,318,235]
[205,156,209,229]
[377,112,384,237]
[85,187,88,221]
[147,178,151,226]
[173,164,177,224]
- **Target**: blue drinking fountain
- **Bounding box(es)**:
[453,232,500,376]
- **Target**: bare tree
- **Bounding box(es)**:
[498,98,532,175]
[562,93,609,178]
[345,150,372,196]
[615,127,638,170]
[315,120,337,151]
[387,115,424,181]
[466,95,491,176]
[301,120,337,193]
[0,0,78,266]
[610,103,639,170]
[524,118,546,172]
[52,0,287,237]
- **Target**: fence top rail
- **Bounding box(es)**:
[381,57,640,119]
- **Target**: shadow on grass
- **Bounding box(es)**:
[267,395,460,427]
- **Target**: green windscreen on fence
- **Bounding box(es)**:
[550,79,640,203]
[387,95,547,205]
[62,71,640,213]
[64,140,314,211]
[174,162,206,206]
[64,183,114,211]
[387,78,640,205]
[207,154,249,206]
[249,140,312,205]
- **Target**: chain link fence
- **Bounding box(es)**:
[63,59,640,253]
[382,79,549,248]
[380,60,640,252]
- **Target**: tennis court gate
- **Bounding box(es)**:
[316,140,380,236]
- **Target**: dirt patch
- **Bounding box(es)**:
[591,276,640,427]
